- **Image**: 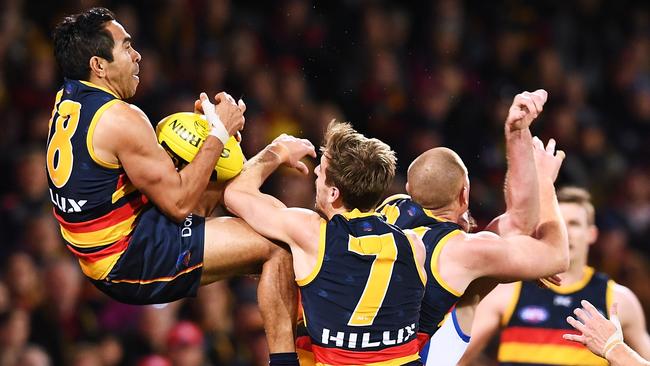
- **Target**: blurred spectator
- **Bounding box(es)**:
[16,344,51,366]
[0,308,31,366]
[166,321,207,366]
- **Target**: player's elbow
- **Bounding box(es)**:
[167,205,192,223]
[548,237,570,274]
[160,198,194,223]
[222,185,244,216]
[510,209,539,236]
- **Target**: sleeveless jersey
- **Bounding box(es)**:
[297,209,426,365]
[498,267,613,366]
[46,79,148,280]
[378,195,464,336]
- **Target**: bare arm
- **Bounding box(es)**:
[565,300,650,366]
[486,90,548,236]
[224,134,318,245]
[616,284,650,359]
[474,136,569,280]
[457,283,513,366]
[96,93,243,222]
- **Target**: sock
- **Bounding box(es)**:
[269,352,299,366]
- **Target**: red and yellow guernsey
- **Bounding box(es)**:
[46,79,149,280]
[498,267,613,366]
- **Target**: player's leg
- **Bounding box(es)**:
[202,216,297,353]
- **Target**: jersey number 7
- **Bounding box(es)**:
[347,233,398,326]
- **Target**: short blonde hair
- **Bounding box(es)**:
[557,186,595,225]
[321,121,396,211]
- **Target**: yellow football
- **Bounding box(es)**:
[156,112,244,181]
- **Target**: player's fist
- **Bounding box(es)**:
[506,89,548,131]
[271,134,317,175]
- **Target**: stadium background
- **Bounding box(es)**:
[0,0,648,365]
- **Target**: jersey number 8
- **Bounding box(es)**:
[47,100,81,188]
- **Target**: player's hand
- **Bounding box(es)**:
[505,89,548,132]
[563,301,624,358]
[532,136,565,182]
[214,92,245,136]
[271,134,317,175]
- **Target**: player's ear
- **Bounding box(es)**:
[459,185,469,208]
[89,56,107,78]
[328,186,339,204]
[405,182,410,195]
[587,225,598,246]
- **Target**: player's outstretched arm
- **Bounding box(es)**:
[614,284,650,359]
[96,92,243,222]
[457,283,513,366]
[458,138,568,282]
[564,301,650,366]
[224,134,318,247]
[486,89,548,237]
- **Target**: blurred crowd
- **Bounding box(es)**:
[0,0,648,365]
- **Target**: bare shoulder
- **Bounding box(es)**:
[446,230,501,260]
[283,207,323,249]
[102,101,150,129]
[98,101,157,153]
[613,283,644,316]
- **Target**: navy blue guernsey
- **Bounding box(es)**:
[498,267,612,366]
[378,194,464,336]
[46,79,149,280]
[297,209,426,364]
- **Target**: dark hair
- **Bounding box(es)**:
[52,7,116,80]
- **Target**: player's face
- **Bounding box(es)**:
[104,21,141,99]
[560,202,597,266]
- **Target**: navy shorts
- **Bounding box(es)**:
[91,206,205,305]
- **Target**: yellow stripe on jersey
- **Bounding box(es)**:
[606,279,615,318]
[549,267,595,294]
[340,208,383,220]
[498,343,608,365]
[48,89,64,130]
[87,99,122,169]
[404,231,427,286]
[378,194,411,208]
[60,212,140,247]
[430,229,463,297]
[422,207,451,222]
[79,80,120,99]
[296,219,327,286]
[315,353,419,366]
[380,203,400,225]
[501,281,522,326]
[77,250,125,280]
[111,180,138,204]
